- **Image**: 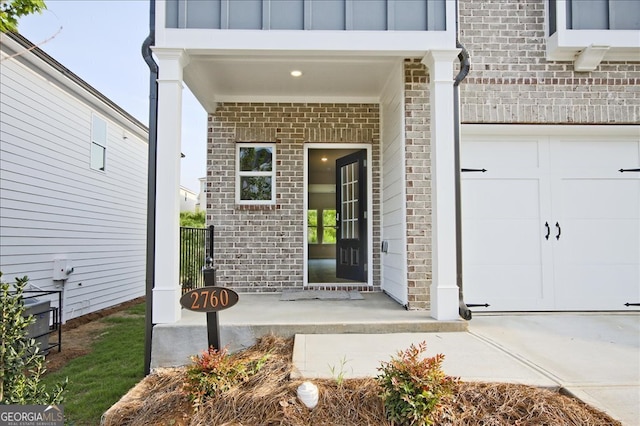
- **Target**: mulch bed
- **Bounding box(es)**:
[102,335,621,426]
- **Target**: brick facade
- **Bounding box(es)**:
[459,0,640,124]
[203,0,638,307]
[206,103,381,292]
[403,59,432,310]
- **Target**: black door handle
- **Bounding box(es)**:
[555,222,561,240]
[544,222,550,240]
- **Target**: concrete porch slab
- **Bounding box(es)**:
[151,292,466,368]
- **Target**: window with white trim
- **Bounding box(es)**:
[90,114,107,171]
[236,143,276,204]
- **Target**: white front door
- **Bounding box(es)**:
[462,132,640,311]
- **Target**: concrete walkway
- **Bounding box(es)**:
[151,293,466,368]
[292,313,640,425]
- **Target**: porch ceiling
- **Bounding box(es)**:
[182,53,402,112]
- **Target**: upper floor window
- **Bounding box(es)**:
[236,143,276,204]
[91,114,107,171]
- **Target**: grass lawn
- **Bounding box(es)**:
[43,303,146,425]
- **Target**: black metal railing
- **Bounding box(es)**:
[180,225,214,294]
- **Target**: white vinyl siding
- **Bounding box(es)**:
[0,45,148,321]
[380,62,407,305]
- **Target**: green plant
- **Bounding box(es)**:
[0,272,66,404]
[0,0,46,33]
[376,341,457,426]
[180,211,205,228]
[328,355,351,386]
[184,346,268,410]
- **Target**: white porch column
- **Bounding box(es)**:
[152,48,189,324]
[422,50,460,320]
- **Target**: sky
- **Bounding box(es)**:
[17,0,207,193]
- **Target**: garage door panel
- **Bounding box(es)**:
[557,219,639,264]
[464,219,542,265]
[465,265,545,301]
[463,179,541,219]
[552,139,640,169]
[559,179,640,219]
[461,140,541,168]
[554,265,639,310]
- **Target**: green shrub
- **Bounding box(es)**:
[180,211,205,228]
[0,273,66,405]
[376,341,457,426]
[184,346,267,411]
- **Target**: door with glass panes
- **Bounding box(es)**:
[336,150,367,281]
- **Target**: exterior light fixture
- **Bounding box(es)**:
[290,70,302,77]
[321,156,328,162]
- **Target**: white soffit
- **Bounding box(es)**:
[183,55,401,109]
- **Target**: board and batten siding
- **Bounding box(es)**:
[380,60,408,306]
[165,0,447,31]
[0,39,148,322]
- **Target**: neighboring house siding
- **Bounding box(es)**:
[380,61,408,306]
[180,186,198,212]
[403,59,432,310]
[459,0,640,124]
[207,103,380,292]
[0,39,148,321]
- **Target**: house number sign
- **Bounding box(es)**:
[180,287,239,312]
[179,264,238,350]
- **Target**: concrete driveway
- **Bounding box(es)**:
[469,313,639,425]
[293,313,640,425]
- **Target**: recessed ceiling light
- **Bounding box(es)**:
[290,70,303,77]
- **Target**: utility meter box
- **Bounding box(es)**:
[23,298,51,354]
[53,259,73,280]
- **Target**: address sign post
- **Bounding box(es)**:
[179,258,239,350]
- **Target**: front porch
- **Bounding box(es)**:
[150,292,466,368]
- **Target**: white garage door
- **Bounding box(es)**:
[462,131,640,311]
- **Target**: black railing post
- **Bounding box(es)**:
[208,225,215,261]
[203,258,219,350]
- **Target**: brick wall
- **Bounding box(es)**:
[459,0,640,124]
[403,59,432,310]
[206,103,381,292]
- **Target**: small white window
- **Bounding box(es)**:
[236,143,276,204]
[91,114,107,171]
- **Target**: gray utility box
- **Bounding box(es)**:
[23,298,51,354]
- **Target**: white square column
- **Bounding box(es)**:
[422,50,460,321]
[152,48,189,324]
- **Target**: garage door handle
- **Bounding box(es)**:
[555,222,561,240]
[544,222,550,240]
